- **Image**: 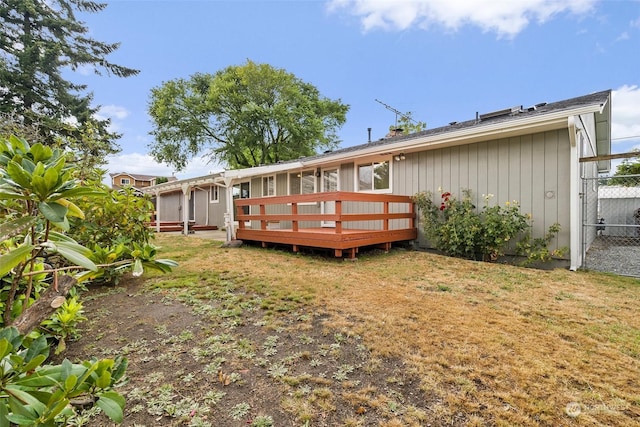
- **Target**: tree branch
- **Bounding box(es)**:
[12,275,76,335]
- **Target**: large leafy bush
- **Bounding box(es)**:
[414,189,564,263]
[0,135,178,425]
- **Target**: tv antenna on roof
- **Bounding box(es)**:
[375,99,417,129]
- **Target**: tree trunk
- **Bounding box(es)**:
[12,275,76,335]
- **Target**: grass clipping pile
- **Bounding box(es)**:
[62,234,640,426]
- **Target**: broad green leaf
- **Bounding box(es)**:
[0,338,12,359]
[22,354,47,373]
[6,161,31,189]
[53,241,98,272]
[6,387,46,415]
[20,157,35,174]
[112,357,128,382]
[0,400,8,427]
[96,392,125,423]
[50,216,70,232]
[38,201,67,223]
[43,167,60,193]
[47,231,76,243]
[29,144,52,163]
[24,335,49,363]
[64,374,78,391]
[50,186,106,200]
[40,398,69,423]
[0,244,35,276]
[95,371,111,389]
[0,216,37,241]
[5,413,37,426]
[13,374,60,388]
[53,198,84,219]
[0,189,30,200]
[30,175,48,199]
[9,135,29,153]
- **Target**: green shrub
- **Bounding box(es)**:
[414,189,562,263]
[0,327,127,425]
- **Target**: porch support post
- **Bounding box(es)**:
[568,116,581,271]
[181,184,190,236]
[224,177,235,242]
[155,190,161,233]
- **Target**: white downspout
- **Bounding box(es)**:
[568,116,581,271]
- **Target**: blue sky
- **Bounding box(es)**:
[72,0,640,181]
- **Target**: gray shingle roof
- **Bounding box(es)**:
[297,89,611,163]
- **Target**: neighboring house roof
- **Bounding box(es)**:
[110,172,177,182]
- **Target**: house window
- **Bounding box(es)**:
[210,185,219,203]
[357,161,390,192]
[120,178,130,185]
[289,170,316,195]
[262,175,275,197]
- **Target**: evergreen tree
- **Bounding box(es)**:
[0,0,139,167]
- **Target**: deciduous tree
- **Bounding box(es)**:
[148,60,349,170]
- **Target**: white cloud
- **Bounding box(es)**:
[616,31,629,41]
[94,105,130,133]
[103,153,223,186]
[611,84,640,146]
[327,0,597,37]
[96,105,129,121]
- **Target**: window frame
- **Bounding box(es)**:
[288,169,317,205]
[262,175,276,197]
[120,177,131,185]
[355,158,392,193]
[210,185,220,203]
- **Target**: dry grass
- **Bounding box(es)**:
[144,235,640,425]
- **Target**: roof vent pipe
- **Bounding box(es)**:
[367,127,372,143]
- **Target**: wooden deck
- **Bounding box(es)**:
[235,191,417,258]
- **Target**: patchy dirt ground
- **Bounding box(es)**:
[61,275,438,427]
[56,234,640,427]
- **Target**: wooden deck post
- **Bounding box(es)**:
[335,200,342,234]
[409,201,415,229]
[383,201,389,231]
[260,204,267,230]
[236,205,245,230]
[292,203,298,232]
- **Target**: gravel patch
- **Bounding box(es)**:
[585,237,640,277]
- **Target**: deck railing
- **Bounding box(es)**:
[234,191,416,234]
[234,191,416,257]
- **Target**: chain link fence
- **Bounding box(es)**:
[582,174,640,277]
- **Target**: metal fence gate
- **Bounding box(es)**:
[582,174,640,277]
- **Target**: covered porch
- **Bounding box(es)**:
[234,191,417,258]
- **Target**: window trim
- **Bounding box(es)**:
[355,158,392,193]
[288,169,317,205]
[262,175,276,197]
[210,185,220,203]
[120,177,131,185]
